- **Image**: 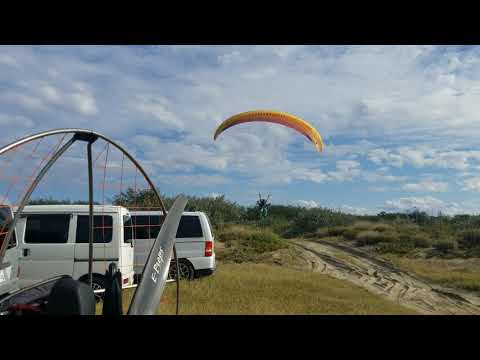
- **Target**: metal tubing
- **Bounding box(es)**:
[0,136,76,266]
[0,128,166,213]
[87,141,94,287]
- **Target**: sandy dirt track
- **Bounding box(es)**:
[292,239,480,315]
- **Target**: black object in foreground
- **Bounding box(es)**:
[46,277,96,315]
[0,275,96,315]
[103,263,123,315]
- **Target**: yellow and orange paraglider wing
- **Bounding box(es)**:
[213,110,324,152]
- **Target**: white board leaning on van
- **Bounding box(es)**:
[14,205,135,293]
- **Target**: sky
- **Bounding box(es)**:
[2,45,480,215]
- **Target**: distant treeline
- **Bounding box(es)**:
[29,189,480,235]
[29,197,101,205]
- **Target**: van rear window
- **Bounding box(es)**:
[124,215,163,240]
[125,214,203,239]
[76,215,113,243]
[176,216,203,238]
[25,214,70,244]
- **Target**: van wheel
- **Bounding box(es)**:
[80,275,107,303]
[169,260,194,280]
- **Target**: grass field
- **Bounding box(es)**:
[105,262,417,315]
[381,255,480,293]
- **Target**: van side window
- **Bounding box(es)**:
[125,215,163,240]
[149,215,163,239]
[76,215,113,243]
[123,216,133,243]
[176,216,203,238]
[25,214,70,244]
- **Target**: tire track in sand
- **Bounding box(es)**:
[292,239,480,315]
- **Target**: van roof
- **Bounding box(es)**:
[129,210,205,216]
[18,205,129,214]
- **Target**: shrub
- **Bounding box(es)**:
[217,225,256,242]
[287,208,355,237]
[434,239,457,254]
[356,230,382,246]
[377,231,399,243]
[218,226,288,263]
[327,226,347,237]
[412,233,432,248]
[245,230,286,253]
[306,227,330,238]
[398,233,413,242]
[466,246,480,257]
[373,223,392,233]
[352,221,376,231]
[343,228,360,240]
[395,223,420,235]
[376,242,415,255]
[458,229,480,249]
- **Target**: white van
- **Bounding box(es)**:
[15,205,135,295]
[128,211,215,281]
[0,206,20,298]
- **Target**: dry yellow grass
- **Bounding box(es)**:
[382,255,480,292]
[103,262,417,315]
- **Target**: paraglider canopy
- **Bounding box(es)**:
[213,110,325,153]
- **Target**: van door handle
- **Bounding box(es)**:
[23,248,30,257]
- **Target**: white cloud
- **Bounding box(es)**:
[0,114,34,128]
[133,95,183,130]
[463,177,480,191]
[69,92,97,115]
[368,146,480,171]
[293,200,320,209]
[382,196,471,215]
[340,205,376,215]
[157,174,229,187]
[0,54,19,67]
[39,85,62,104]
[217,50,244,65]
[242,67,277,80]
[270,45,305,59]
[133,135,227,172]
[1,81,98,117]
[368,186,388,192]
[295,168,328,183]
[368,148,405,168]
[327,160,361,181]
[0,92,45,111]
[384,196,445,212]
[403,179,448,193]
[362,172,407,183]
